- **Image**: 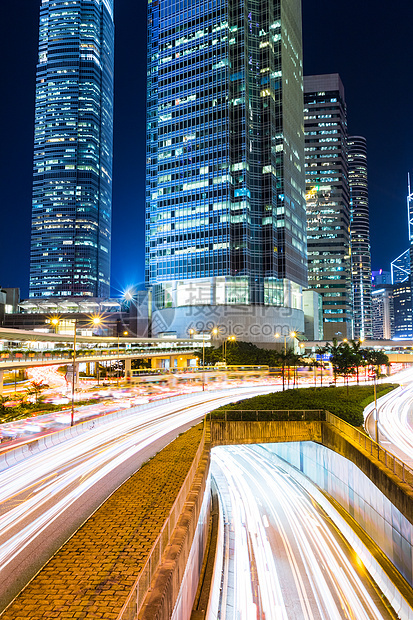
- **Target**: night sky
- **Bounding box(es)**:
[1,1,411,298]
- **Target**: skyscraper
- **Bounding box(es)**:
[146,0,307,342]
[391,250,410,284]
[348,136,372,339]
[371,287,393,340]
[29,0,114,298]
[304,74,352,341]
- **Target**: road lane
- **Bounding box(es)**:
[0,384,278,611]
[365,369,413,466]
[212,445,395,620]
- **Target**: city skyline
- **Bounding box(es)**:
[0,1,412,297]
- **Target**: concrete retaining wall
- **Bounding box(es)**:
[263,440,413,589]
[322,423,413,525]
[135,431,212,620]
[210,420,322,446]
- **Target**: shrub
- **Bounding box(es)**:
[211,384,398,427]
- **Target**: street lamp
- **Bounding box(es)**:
[71,318,78,427]
[71,315,101,426]
[50,317,60,334]
[188,327,218,391]
[224,335,236,363]
[275,331,296,353]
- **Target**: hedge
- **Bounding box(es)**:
[211,384,399,427]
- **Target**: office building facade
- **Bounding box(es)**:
[393,280,413,339]
[371,269,392,289]
[146,0,307,342]
[304,74,352,341]
[371,287,393,340]
[348,136,372,339]
[391,250,410,285]
[29,0,114,298]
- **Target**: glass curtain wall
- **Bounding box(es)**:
[146,0,307,309]
[29,0,114,298]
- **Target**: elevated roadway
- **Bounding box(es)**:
[304,339,413,365]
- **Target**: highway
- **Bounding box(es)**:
[212,445,394,620]
[365,368,413,467]
[0,384,278,611]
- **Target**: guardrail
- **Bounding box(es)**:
[209,409,326,422]
[117,424,207,620]
[325,411,413,487]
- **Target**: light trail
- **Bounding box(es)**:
[212,446,394,620]
[0,384,278,610]
[365,368,413,465]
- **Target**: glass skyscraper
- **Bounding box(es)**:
[146,0,307,340]
[304,74,353,341]
[349,136,372,339]
[29,0,114,298]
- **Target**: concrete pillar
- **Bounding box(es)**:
[124,358,132,380]
[0,370,3,396]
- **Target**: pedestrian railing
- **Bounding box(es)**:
[324,411,413,487]
[210,409,326,422]
[116,424,207,620]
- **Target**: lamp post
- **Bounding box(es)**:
[275,331,297,387]
[70,315,101,426]
[71,318,78,427]
[224,335,236,364]
[189,328,218,391]
[374,372,379,444]
[116,330,128,387]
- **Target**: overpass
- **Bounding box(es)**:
[303,339,413,364]
[0,327,206,393]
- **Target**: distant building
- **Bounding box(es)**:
[29,0,114,298]
[4,294,149,338]
[303,290,323,340]
[371,270,392,289]
[391,250,410,284]
[0,288,20,326]
[304,74,352,341]
[348,136,372,339]
[393,280,413,339]
[371,287,394,340]
[146,0,307,343]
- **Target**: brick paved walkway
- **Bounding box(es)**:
[1,424,204,620]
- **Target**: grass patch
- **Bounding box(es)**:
[211,384,399,427]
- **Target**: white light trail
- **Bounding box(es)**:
[0,385,278,607]
[213,446,392,620]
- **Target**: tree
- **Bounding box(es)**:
[350,339,365,384]
[274,347,297,391]
[324,338,343,385]
[26,381,49,404]
[314,345,329,386]
[364,350,389,378]
[333,342,357,394]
